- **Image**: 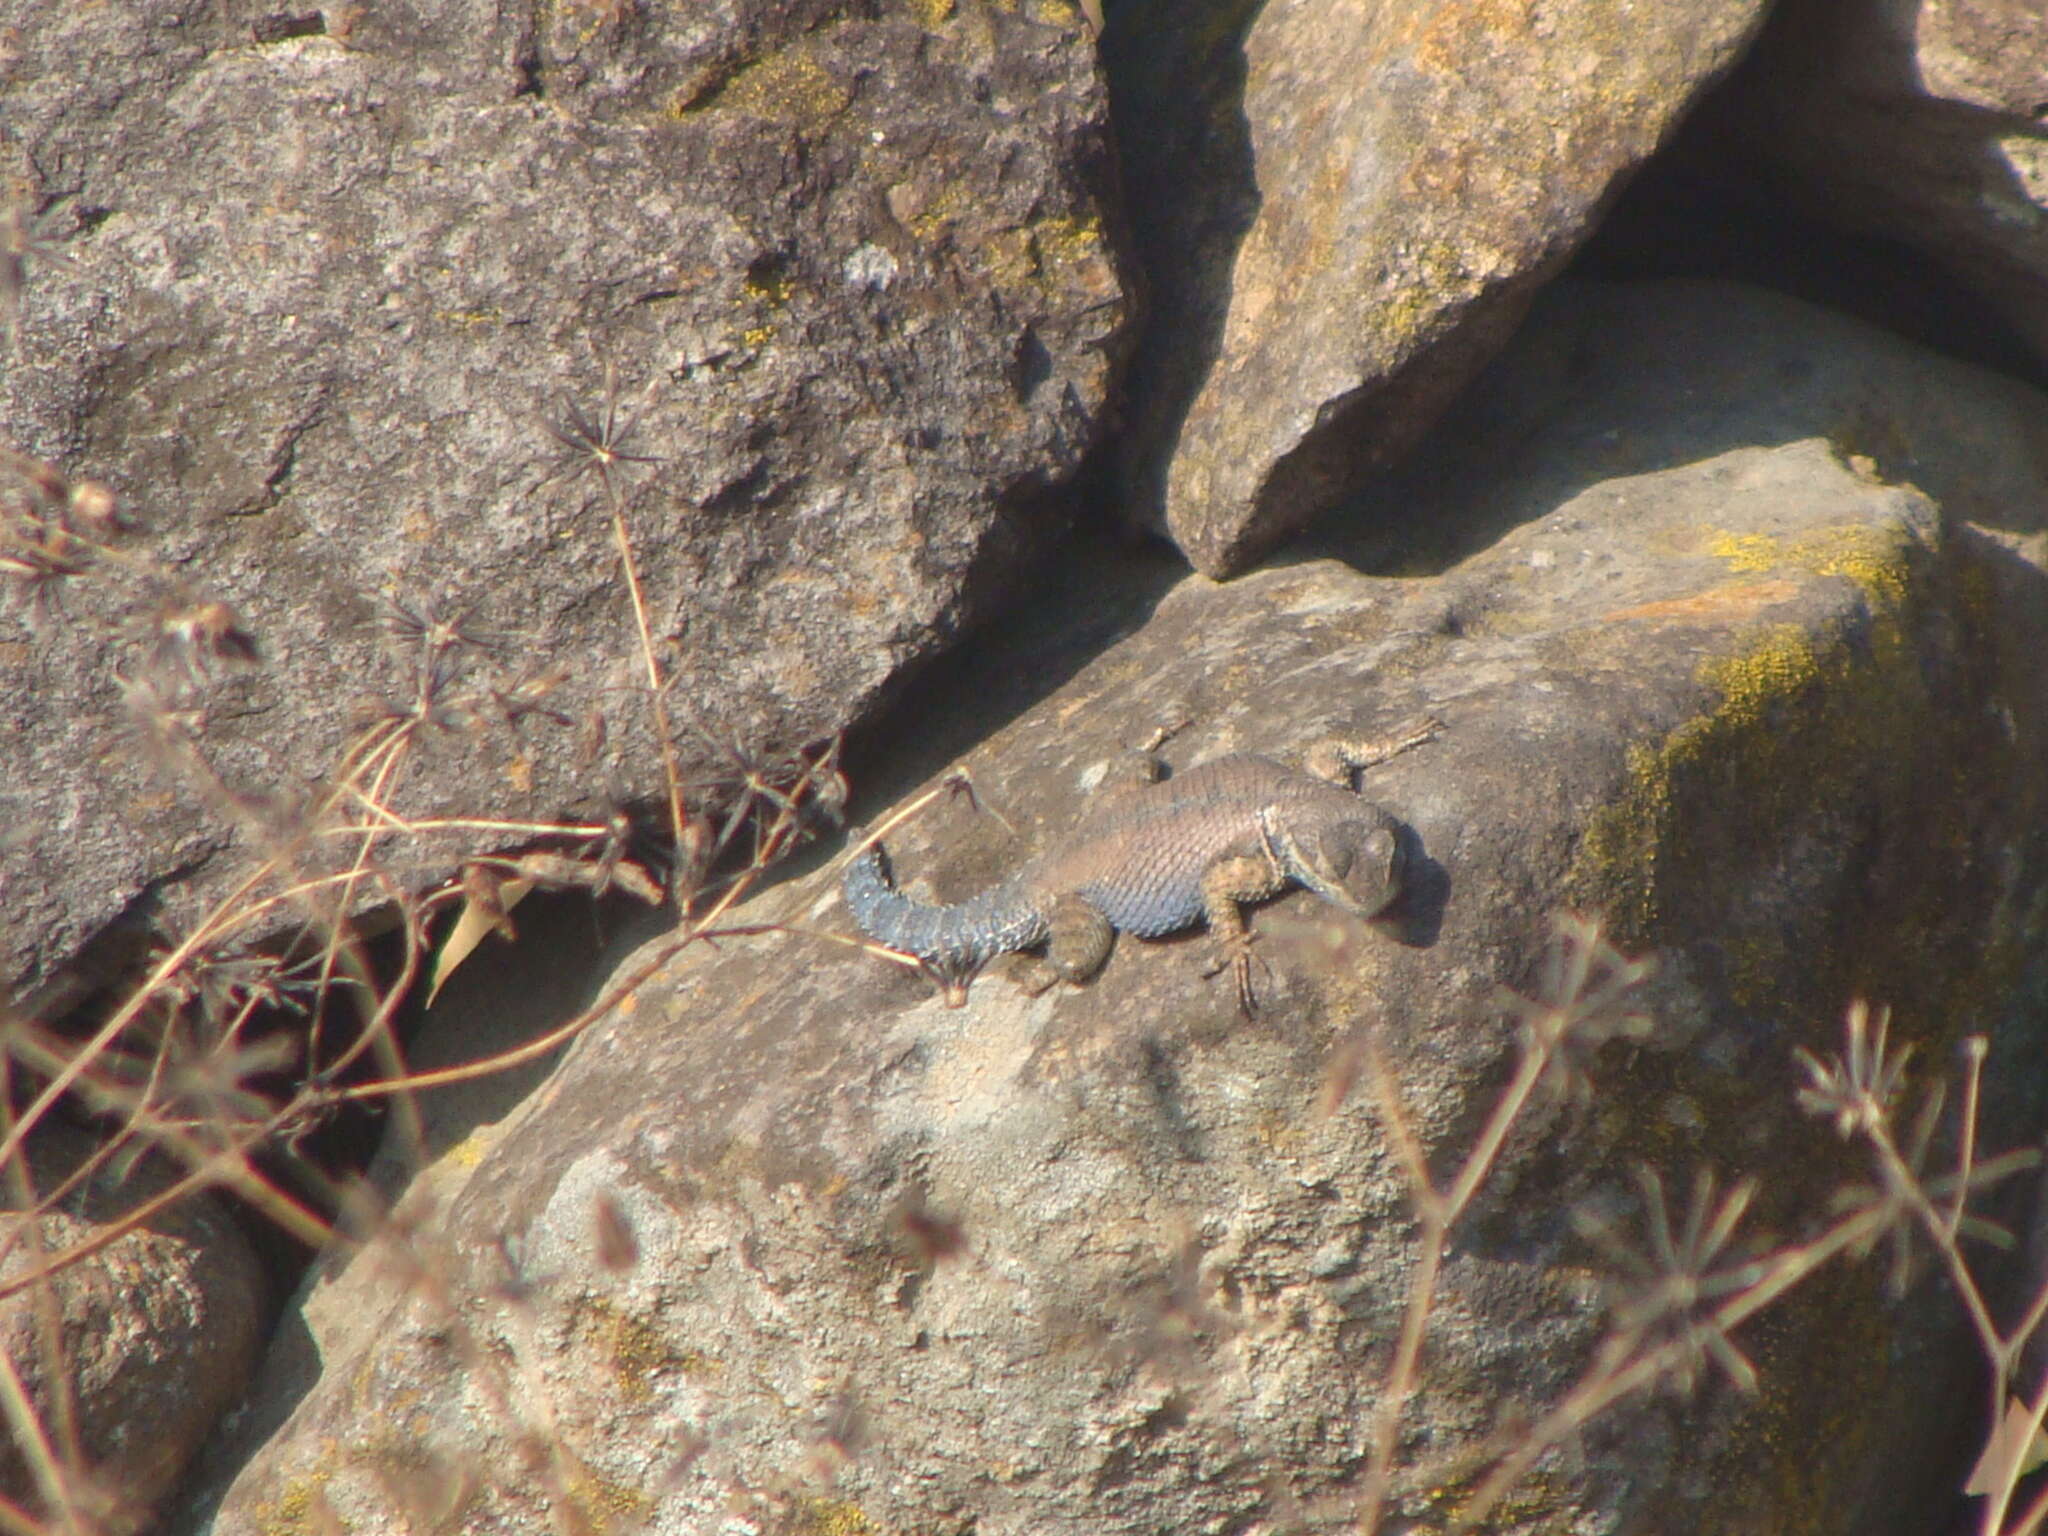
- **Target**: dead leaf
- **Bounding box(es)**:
[1965,1394,2048,1496]
[427,874,533,1006]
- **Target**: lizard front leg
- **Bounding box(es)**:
[1199,853,1284,1014]
[1303,716,1442,786]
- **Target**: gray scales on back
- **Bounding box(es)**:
[843,720,1439,1010]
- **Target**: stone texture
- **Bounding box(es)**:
[1703,0,2048,369]
[0,1125,266,1534]
[1101,0,1767,577]
[163,887,674,1535]
[0,0,1129,1006]
[200,282,2048,1534]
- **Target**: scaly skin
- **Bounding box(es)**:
[843,722,1437,1010]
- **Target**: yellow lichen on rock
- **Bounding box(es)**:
[1705,520,1923,613]
[793,1496,882,1535]
[1570,551,1927,954]
[708,48,852,126]
[1707,530,1779,574]
[252,1468,335,1536]
[575,1296,692,1404]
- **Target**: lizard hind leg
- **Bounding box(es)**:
[1013,892,1115,996]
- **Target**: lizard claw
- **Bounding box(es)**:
[1202,938,1264,1016]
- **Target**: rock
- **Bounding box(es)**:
[160,887,675,1535]
[1702,0,2048,369]
[0,0,1130,1006]
[1100,0,1767,577]
[0,1125,267,1534]
[199,281,2048,1534]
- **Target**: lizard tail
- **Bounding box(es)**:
[842,844,1047,977]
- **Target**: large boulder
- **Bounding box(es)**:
[1703,0,2048,371]
[199,281,2048,1534]
[0,0,1129,1007]
[0,1126,266,1534]
[1102,0,1768,576]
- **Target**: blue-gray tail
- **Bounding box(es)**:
[842,844,1047,978]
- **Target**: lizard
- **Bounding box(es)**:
[842,718,1439,1011]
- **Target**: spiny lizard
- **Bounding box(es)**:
[844,720,1438,1010]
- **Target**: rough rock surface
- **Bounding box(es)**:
[162,887,675,1534]
[0,0,1128,1005]
[201,282,2048,1534]
[1101,0,1767,577]
[1706,0,2048,368]
[0,1125,266,1534]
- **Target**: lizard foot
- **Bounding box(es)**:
[1008,895,1114,998]
[1304,716,1444,785]
[1202,937,1269,1016]
[1010,955,1060,997]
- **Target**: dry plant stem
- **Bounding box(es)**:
[1456,1199,1896,1530]
[838,768,981,870]
[0,1133,336,1305]
[0,856,412,1285]
[0,1491,54,1536]
[310,723,414,1020]
[330,787,813,1103]
[1835,1025,2048,1536]
[1947,1036,1989,1242]
[0,851,292,1175]
[1909,1040,2045,1534]
[608,495,689,897]
[1354,1008,1569,1534]
[0,1346,66,1528]
[2006,1443,2048,1536]
[0,1083,86,1518]
[324,799,608,842]
[304,889,442,1087]
[2005,1282,2048,1398]
[0,1122,123,1279]
[1993,1377,2048,1536]
[142,1129,333,1250]
[0,856,410,1162]
[1871,1120,2004,1367]
[1457,1100,2037,1532]
[193,865,421,952]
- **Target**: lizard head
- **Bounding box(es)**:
[1262,807,1404,919]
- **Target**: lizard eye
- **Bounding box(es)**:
[1324,821,1394,879]
[1329,824,1401,912]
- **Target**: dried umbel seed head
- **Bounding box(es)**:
[0,528,88,628]
[0,442,67,505]
[66,478,118,529]
[153,598,262,682]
